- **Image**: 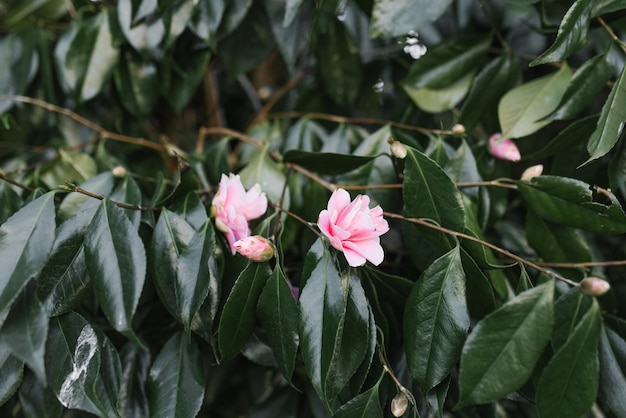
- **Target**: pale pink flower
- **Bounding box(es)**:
[212,173,268,254]
[317,188,389,267]
[488,133,521,162]
[520,164,543,180]
[580,277,611,296]
[234,235,276,262]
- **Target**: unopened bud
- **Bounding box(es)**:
[391,392,409,417]
[520,164,543,181]
[451,123,465,135]
[488,133,521,162]
[233,235,276,262]
[580,277,611,296]
[390,141,408,159]
[112,166,127,177]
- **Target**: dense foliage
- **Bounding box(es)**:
[1,0,626,416]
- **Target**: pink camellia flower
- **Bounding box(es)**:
[211,173,268,254]
[488,133,521,162]
[317,188,389,267]
[234,235,276,262]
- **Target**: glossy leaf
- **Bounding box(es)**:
[458,281,554,406]
[585,63,626,164]
[18,371,63,418]
[164,38,211,113]
[334,376,383,418]
[218,262,272,359]
[531,0,592,66]
[110,175,143,229]
[404,246,469,391]
[0,288,47,383]
[84,199,146,335]
[171,192,208,231]
[0,340,23,407]
[0,192,56,325]
[283,150,377,175]
[536,299,601,418]
[38,150,97,190]
[113,48,159,117]
[264,0,311,73]
[118,343,151,418]
[239,144,288,205]
[598,326,626,417]
[256,266,299,381]
[517,175,626,233]
[188,0,226,48]
[148,332,205,418]
[117,0,165,56]
[58,172,115,221]
[552,288,593,351]
[499,65,572,138]
[403,72,474,113]
[370,0,452,38]
[0,31,39,112]
[525,210,591,263]
[0,182,21,225]
[460,249,496,320]
[176,219,216,333]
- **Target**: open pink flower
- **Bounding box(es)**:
[211,173,268,254]
[317,188,389,267]
[488,133,521,162]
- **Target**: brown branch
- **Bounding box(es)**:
[597,17,626,55]
[515,259,626,269]
[248,73,307,129]
[0,172,34,193]
[196,126,282,163]
[64,184,161,212]
[456,180,518,190]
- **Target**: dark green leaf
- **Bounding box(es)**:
[334,376,383,418]
[0,192,56,325]
[0,31,39,112]
[0,340,23,407]
[526,210,592,263]
[264,0,311,73]
[460,249,496,320]
[176,219,215,333]
[84,199,146,335]
[118,343,151,418]
[58,172,115,221]
[517,175,626,233]
[426,375,451,418]
[218,262,272,359]
[598,326,626,417]
[592,0,626,16]
[55,10,119,102]
[531,0,592,66]
[552,288,593,351]
[458,281,554,407]
[402,35,491,90]
[189,255,221,342]
[370,0,452,38]
[203,137,231,185]
[523,114,598,160]
[536,299,601,418]
[585,62,626,164]
[0,181,21,225]
[256,266,299,381]
[188,0,226,48]
[161,0,196,50]
[0,288,47,383]
[283,150,378,175]
[544,54,612,120]
[18,371,63,418]
[148,332,205,418]
[0,0,50,25]
[283,0,305,26]
[117,0,165,56]
[110,174,143,229]
[171,192,208,230]
[405,246,469,391]
[315,19,362,107]
[113,48,159,117]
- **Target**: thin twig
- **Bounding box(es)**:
[196,126,282,162]
[0,172,34,193]
[456,180,518,190]
[248,73,307,129]
[64,184,161,212]
[509,259,626,269]
[597,17,626,55]
[268,201,323,239]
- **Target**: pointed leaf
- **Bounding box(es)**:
[536,299,601,418]
[0,192,56,324]
[109,172,143,230]
[0,181,21,224]
[499,65,572,138]
[0,340,23,407]
[526,210,591,263]
[403,72,474,113]
[598,326,626,417]
[585,63,626,163]
[171,192,208,231]
[58,172,115,221]
[460,248,495,320]
[283,150,378,175]
[334,377,383,418]
[405,246,469,391]
[218,262,272,359]
[458,281,554,406]
[119,342,151,418]
[256,266,300,381]
[148,332,205,418]
[370,0,452,38]
[84,199,146,335]
[530,0,592,66]
[18,371,63,418]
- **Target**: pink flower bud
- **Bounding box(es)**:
[451,123,465,135]
[234,235,276,262]
[488,133,521,162]
[112,166,127,177]
[391,392,409,417]
[520,164,543,180]
[580,277,611,296]
[390,141,408,159]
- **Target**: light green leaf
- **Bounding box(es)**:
[458,281,554,406]
[499,65,573,138]
[0,340,23,407]
[370,0,452,38]
[403,72,474,113]
[117,0,165,55]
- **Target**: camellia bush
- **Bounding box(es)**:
[2,0,626,416]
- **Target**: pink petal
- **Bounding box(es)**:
[327,188,352,215]
[342,245,367,267]
[488,134,521,162]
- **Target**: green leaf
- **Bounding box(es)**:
[460,249,495,320]
[113,48,159,117]
[188,0,226,48]
[264,0,311,73]
[118,342,151,418]
[585,62,626,164]
[117,0,165,56]
[403,72,474,113]
[218,262,272,359]
[0,181,21,226]
[517,175,626,233]
[58,172,115,221]
[460,53,522,130]
[530,0,592,66]
[256,266,299,381]
[315,18,362,107]
[46,313,121,417]
[598,326,626,417]
[402,35,491,90]
[239,144,288,205]
[536,299,601,418]
[552,288,593,351]
[0,340,23,407]
[334,376,383,418]
[370,0,452,38]
[283,150,378,175]
[0,31,39,112]
[0,288,47,383]
[525,210,592,263]
[0,0,50,25]
[544,54,612,121]
[55,10,119,102]
[147,332,205,418]
[0,192,56,325]
[404,246,469,391]
[38,150,97,190]
[498,65,572,138]
[18,371,63,418]
[458,281,554,407]
[171,192,208,231]
[84,199,146,335]
[176,219,216,333]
